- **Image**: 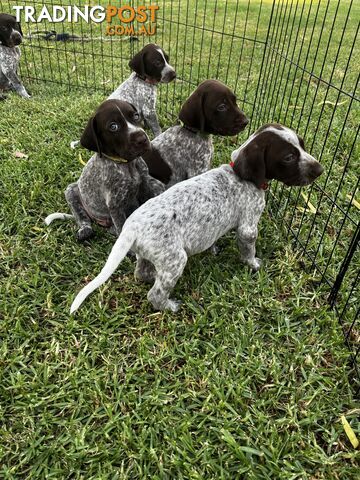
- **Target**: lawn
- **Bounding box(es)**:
[0,0,359,478]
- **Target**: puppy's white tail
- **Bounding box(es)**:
[45,213,74,226]
[70,229,135,314]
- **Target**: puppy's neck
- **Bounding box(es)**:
[100,153,129,164]
[135,74,159,85]
[180,122,210,139]
[229,161,269,191]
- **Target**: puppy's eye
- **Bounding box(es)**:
[217,104,227,112]
[284,154,295,162]
[154,60,163,67]
[109,122,119,132]
[133,112,140,122]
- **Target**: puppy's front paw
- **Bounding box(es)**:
[166,299,182,312]
[20,89,31,99]
[77,225,94,242]
[248,257,262,272]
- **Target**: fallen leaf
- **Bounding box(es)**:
[317,100,347,107]
[79,153,86,166]
[14,151,28,159]
[346,194,360,210]
[301,192,317,214]
[341,415,359,449]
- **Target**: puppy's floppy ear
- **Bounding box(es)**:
[129,50,146,76]
[179,89,206,133]
[233,143,266,189]
[80,114,102,156]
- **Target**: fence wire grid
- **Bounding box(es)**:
[1,0,359,391]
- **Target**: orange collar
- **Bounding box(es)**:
[229,161,269,191]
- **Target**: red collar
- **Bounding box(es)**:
[229,161,269,191]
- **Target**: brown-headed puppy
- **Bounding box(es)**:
[45,99,165,241]
[142,79,249,186]
[108,43,176,137]
[0,13,30,98]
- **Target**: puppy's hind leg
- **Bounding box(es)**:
[65,183,94,242]
[147,249,187,312]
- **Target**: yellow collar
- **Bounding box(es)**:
[103,154,128,164]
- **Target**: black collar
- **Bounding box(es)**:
[181,123,210,138]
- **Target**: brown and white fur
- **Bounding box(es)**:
[142,80,249,186]
[45,99,165,241]
[0,13,30,99]
[108,43,176,137]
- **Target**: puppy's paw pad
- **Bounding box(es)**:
[77,226,94,242]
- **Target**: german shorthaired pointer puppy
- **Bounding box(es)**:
[0,13,30,99]
[142,80,249,186]
[109,43,176,137]
[45,99,165,241]
[70,124,323,313]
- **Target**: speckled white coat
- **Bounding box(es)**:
[0,44,30,97]
[150,125,214,187]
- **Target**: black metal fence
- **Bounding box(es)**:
[1,0,358,389]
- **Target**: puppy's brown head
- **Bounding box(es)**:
[0,13,23,47]
[231,124,323,188]
[178,80,248,136]
[129,43,176,83]
[80,99,150,161]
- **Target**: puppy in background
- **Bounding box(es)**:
[70,44,175,149]
[45,99,165,242]
[0,13,30,99]
[109,43,176,137]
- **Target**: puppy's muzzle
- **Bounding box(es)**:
[131,131,151,151]
[236,116,249,131]
[161,69,176,83]
[306,161,324,182]
[10,31,22,46]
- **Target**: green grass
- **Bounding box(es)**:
[0,0,359,478]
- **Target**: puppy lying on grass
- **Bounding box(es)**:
[70,124,323,313]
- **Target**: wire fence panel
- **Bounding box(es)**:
[249,0,359,390]
[1,0,358,389]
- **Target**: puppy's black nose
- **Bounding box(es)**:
[240,117,249,129]
[312,162,324,179]
[235,116,249,130]
[168,70,176,81]
[11,33,22,45]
